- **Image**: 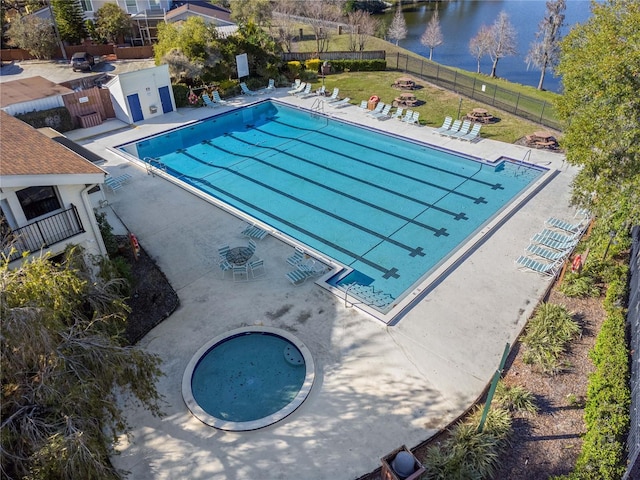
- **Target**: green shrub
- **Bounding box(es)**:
[520,302,581,375]
[559,272,601,298]
[172,84,190,108]
[423,406,511,479]
[330,59,387,72]
[494,381,538,414]
[15,106,74,132]
[94,210,118,256]
[98,256,132,297]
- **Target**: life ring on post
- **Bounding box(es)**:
[571,254,582,273]
[369,95,380,103]
[129,232,140,261]
[188,90,199,105]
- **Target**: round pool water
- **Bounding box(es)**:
[182,327,315,430]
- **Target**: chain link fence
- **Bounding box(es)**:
[624,225,640,480]
[387,53,562,131]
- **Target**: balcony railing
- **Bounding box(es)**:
[3,205,85,262]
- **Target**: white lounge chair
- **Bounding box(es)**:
[325,88,340,102]
[391,107,404,120]
[212,90,229,105]
[531,233,578,252]
[400,110,413,122]
[218,258,233,278]
[434,116,453,134]
[104,174,131,192]
[240,82,258,96]
[515,255,562,277]
[287,82,306,95]
[544,217,585,234]
[537,228,580,244]
[233,264,249,282]
[449,120,472,139]
[441,119,461,136]
[372,104,393,120]
[525,243,569,262]
[315,85,326,96]
[329,97,351,108]
[201,93,218,108]
[404,111,420,125]
[294,84,312,97]
[358,100,368,111]
[366,102,386,117]
[265,78,275,90]
[241,223,268,240]
[460,123,481,142]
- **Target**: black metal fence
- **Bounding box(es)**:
[624,225,640,480]
[3,205,85,262]
[387,53,562,130]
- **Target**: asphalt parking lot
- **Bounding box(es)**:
[0,57,156,84]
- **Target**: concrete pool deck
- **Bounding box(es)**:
[73,90,577,479]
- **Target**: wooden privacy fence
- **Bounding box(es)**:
[62,87,115,129]
[1,44,153,62]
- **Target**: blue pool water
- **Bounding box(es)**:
[191,332,306,423]
[119,100,546,312]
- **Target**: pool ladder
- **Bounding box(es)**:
[311,98,325,114]
[514,150,532,177]
[144,157,167,177]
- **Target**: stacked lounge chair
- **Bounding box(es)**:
[287,82,306,95]
[515,255,562,277]
[441,119,461,136]
[460,123,482,142]
[448,120,472,139]
[329,97,351,108]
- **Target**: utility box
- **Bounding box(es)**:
[381,445,426,480]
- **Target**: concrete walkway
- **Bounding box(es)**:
[75,91,576,479]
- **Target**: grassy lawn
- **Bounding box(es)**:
[304,71,552,144]
[284,26,562,143]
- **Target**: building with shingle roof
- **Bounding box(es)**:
[0,111,108,265]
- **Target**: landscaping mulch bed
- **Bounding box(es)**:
[360,286,605,480]
[118,236,179,345]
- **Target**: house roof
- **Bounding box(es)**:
[165,2,233,24]
[0,111,104,177]
[0,76,74,108]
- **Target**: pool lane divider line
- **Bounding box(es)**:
[250,125,490,205]
[267,118,505,191]
[220,134,472,220]
[173,152,423,278]
[204,140,448,236]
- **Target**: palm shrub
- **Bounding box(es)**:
[423,406,511,479]
[494,381,538,414]
[520,302,581,375]
[559,271,601,298]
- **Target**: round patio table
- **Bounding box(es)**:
[226,247,253,266]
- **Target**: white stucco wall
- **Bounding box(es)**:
[1,96,65,116]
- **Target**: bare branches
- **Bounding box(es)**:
[420,9,443,61]
[469,25,492,74]
[526,0,566,90]
[387,6,407,46]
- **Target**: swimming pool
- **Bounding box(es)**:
[118,100,547,320]
[182,327,314,430]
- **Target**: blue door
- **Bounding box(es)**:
[127,93,144,122]
[159,86,173,114]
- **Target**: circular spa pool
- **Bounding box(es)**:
[182,327,315,431]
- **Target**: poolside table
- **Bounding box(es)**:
[525,131,558,149]
[393,92,417,107]
[392,77,416,90]
[226,246,253,266]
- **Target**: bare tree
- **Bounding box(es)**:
[272,0,301,52]
[526,0,566,90]
[487,10,517,78]
[346,9,378,52]
[469,24,492,74]
[303,1,342,53]
[162,48,204,83]
[420,9,443,60]
[387,5,407,46]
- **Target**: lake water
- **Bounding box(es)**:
[377,0,596,92]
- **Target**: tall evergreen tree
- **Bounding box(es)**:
[555,0,640,231]
[526,0,566,90]
[51,0,87,45]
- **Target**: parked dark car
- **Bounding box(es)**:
[71,52,95,72]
